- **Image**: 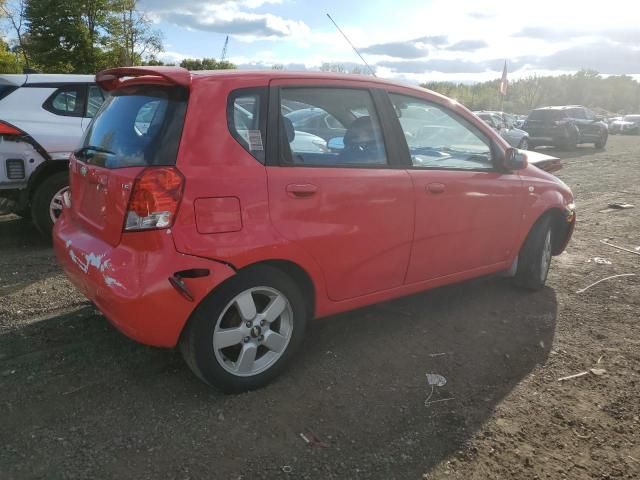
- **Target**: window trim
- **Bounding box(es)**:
[227,87,269,165]
[384,91,500,173]
[267,84,402,169]
[42,85,88,118]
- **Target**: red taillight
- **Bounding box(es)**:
[0,121,23,136]
[124,167,184,231]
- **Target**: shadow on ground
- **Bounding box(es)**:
[0,276,557,480]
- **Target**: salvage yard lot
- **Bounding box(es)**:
[1,136,639,480]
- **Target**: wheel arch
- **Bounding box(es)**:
[521,207,573,257]
[27,159,69,202]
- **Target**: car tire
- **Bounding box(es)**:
[31,171,69,238]
[513,216,553,291]
[595,132,608,149]
[518,137,530,150]
[180,264,309,393]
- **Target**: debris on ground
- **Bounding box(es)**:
[600,239,640,256]
[588,257,612,265]
[557,371,589,382]
[575,273,637,294]
[425,373,447,387]
[608,202,634,210]
[299,430,329,448]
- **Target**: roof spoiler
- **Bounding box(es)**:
[96,66,191,91]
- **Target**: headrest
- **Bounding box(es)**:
[281,116,295,143]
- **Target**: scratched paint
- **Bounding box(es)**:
[65,241,124,288]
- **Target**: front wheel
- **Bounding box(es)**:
[513,216,553,290]
[180,265,308,393]
[518,137,530,150]
[31,171,69,238]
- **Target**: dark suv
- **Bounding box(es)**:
[523,106,608,149]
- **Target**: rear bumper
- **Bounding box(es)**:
[53,211,236,347]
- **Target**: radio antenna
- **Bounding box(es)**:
[326,13,376,77]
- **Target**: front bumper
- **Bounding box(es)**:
[53,211,236,347]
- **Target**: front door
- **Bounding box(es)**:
[266,83,414,301]
[387,92,525,283]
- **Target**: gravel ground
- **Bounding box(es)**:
[0,135,639,480]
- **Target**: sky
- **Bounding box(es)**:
[141,0,640,84]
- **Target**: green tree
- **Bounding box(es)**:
[23,0,92,73]
[1,0,30,68]
[179,57,235,70]
[105,0,162,67]
[0,37,23,72]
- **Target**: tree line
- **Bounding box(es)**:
[0,0,236,73]
[422,70,640,115]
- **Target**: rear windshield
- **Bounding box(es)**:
[528,110,566,121]
[78,85,187,168]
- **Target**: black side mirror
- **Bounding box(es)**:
[500,147,527,171]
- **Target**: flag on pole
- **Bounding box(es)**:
[499,60,508,96]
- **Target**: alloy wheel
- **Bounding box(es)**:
[49,186,69,224]
[213,287,293,377]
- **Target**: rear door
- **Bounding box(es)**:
[386,92,525,283]
[70,84,188,246]
[266,81,414,301]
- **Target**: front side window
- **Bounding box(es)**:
[390,93,492,170]
[44,86,86,117]
[279,87,388,167]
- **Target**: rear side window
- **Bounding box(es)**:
[43,85,87,117]
[278,87,387,167]
[227,88,267,163]
[0,85,18,101]
[85,85,106,118]
[528,110,566,121]
[78,85,187,168]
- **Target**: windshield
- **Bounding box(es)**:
[79,85,187,168]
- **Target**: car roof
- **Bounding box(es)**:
[534,105,584,111]
[98,66,449,100]
[0,74,95,87]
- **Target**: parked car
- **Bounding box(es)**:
[609,115,640,135]
[285,107,347,141]
[53,67,576,392]
[0,74,106,235]
[474,111,530,149]
[522,106,608,149]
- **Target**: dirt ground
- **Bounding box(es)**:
[1,136,639,480]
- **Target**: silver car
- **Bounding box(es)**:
[475,111,530,149]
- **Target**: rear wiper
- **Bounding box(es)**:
[75,145,115,159]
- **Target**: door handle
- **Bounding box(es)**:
[286,183,318,197]
[426,183,445,194]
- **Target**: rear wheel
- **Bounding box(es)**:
[180,265,308,393]
[513,216,553,291]
[595,132,608,149]
[31,171,69,238]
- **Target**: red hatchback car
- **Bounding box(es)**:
[53,66,575,392]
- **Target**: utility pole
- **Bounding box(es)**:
[221,36,229,62]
